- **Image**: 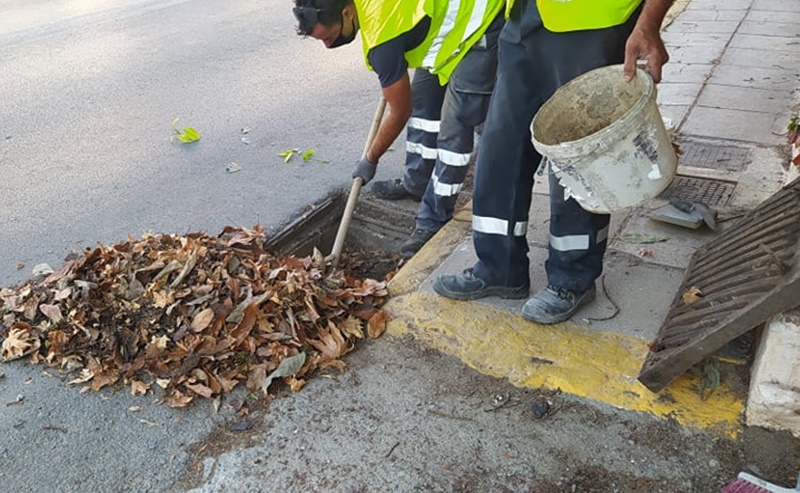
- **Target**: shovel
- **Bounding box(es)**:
[329,95,387,271]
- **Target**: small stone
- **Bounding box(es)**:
[229,420,253,432]
[531,399,550,419]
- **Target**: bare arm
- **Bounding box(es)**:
[365,71,413,164]
[623,0,673,83]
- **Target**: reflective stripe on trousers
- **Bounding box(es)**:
[470,2,638,292]
[414,13,504,231]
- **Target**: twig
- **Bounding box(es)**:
[43,426,68,434]
[586,275,620,322]
[385,441,400,458]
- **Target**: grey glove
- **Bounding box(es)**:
[352,157,377,185]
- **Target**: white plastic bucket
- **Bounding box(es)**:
[531,65,677,214]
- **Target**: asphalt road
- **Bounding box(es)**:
[4,3,800,492]
[0,0,391,288]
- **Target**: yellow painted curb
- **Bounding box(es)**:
[385,204,744,437]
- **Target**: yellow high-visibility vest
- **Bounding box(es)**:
[505,0,642,32]
[355,0,505,84]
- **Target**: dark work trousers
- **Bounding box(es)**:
[403,13,504,232]
[471,0,640,292]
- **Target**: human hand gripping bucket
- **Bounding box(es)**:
[531,65,678,214]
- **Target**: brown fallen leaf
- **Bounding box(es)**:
[16,262,24,270]
[39,304,63,324]
[190,307,215,332]
[130,380,150,396]
[0,225,389,407]
[636,248,654,258]
[367,311,390,339]
[1,325,37,361]
[682,286,703,305]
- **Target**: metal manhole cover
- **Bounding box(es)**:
[678,142,750,172]
[659,176,736,207]
[638,175,800,392]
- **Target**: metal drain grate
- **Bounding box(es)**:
[659,176,736,207]
[678,142,750,172]
[638,176,800,393]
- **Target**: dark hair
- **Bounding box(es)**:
[293,0,353,35]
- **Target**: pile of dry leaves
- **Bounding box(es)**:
[0,226,389,407]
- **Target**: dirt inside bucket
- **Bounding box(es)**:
[534,68,647,145]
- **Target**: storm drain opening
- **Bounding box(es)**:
[676,141,751,172]
[639,176,800,393]
[658,175,737,207]
[266,190,416,279]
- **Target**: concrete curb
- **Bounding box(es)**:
[746,141,800,437]
[385,202,745,437]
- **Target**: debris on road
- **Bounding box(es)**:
[172,118,200,144]
[0,225,389,408]
[42,426,68,434]
[228,420,253,432]
[6,394,24,406]
[531,399,550,419]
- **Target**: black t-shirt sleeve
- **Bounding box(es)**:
[366,17,430,88]
[367,38,409,88]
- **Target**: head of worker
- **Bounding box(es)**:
[293,0,359,49]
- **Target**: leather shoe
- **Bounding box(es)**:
[400,228,437,258]
[521,285,596,324]
[433,268,529,301]
[371,179,422,202]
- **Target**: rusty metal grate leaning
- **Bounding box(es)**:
[638,176,800,393]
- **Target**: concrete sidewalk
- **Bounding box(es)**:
[384,0,800,439]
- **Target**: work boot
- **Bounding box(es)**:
[400,228,437,258]
[371,179,422,202]
[433,268,529,301]
[521,284,596,324]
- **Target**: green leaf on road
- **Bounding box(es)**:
[171,118,200,144]
[278,148,300,163]
[262,351,306,394]
[302,149,315,161]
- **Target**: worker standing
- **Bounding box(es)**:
[292,0,505,258]
[433,0,673,323]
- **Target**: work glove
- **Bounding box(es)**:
[352,157,377,185]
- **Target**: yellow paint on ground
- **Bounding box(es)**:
[385,209,744,437]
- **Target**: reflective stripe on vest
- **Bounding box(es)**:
[356,0,504,84]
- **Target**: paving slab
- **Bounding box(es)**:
[674,9,749,22]
[667,44,727,65]
[721,47,800,71]
[751,0,800,11]
[711,64,800,93]
[685,0,752,10]
[681,106,785,144]
[747,8,800,23]
[657,82,705,106]
[730,33,800,52]
[658,104,692,128]
[609,203,718,270]
[697,84,788,114]
[661,32,732,46]
[739,20,800,37]
[661,62,714,84]
[665,20,741,34]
